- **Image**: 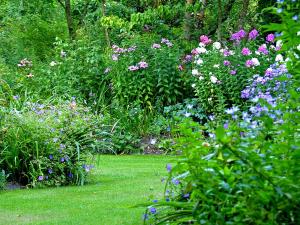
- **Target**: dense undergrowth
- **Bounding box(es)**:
[0,0,299,224]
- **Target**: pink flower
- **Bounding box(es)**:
[248,29,259,40]
[223,49,231,57]
[199,35,212,45]
[258,44,269,55]
[191,48,199,55]
[241,47,251,56]
[266,34,275,43]
[152,43,161,49]
[128,65,139,71]
[138,61,148,69]
[178,65,183,71]
[245,59,254,67]
[231,29,246,42]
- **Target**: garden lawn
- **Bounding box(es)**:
[0,155,174,225]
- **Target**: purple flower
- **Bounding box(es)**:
[38,176,44,181]
[166,164,172,172]
[128,65,139,71]
[13,95,20,100]
[48,168,53,174]
[149,207,157,214]
[258,44,269,55]
[49,154,53,160]
[60,157,65,162]
[172,178,180,185]
[224,123,229,129]
[153,199,158,203]
[183,193,190,198]
[230,70,237,75]
[266,34,275,43]
[230,29,246,42]
[248,29,259,40]
[241,47,251,56]
[241,89,251,98]
[68,172,73,178]
[152,43,161,49]
[223,60,231,66]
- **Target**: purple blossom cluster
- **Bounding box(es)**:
[128,61,149,71]
[111,44,137,61]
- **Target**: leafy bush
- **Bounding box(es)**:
[0,98,97,187]
[190,31,281,117]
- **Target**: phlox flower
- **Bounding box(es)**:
[138,61,148,69]
[199,35,212,45]
[258,44,268,55]
[213,42,221,50]
[152,43,161,49]
[210,75,218,83]
[251,58,260,66]
[128,65,139,71]
[248,29,259,40]
[275,54,284,62]
[196,47,207,54]
[245,59,254,67]
[223,60,231,66]
[241,47,251,56]
[192,69,199,75]
[266,33,275,43]
[196,58,203,65]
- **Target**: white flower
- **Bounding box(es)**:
[196,59,203,65]
[150,139,157,145]
[213,64,220,68]
[275,54,284,62]
[196,47,207,54]
[255,51,261,55]
[213,42,221,50]
[199,76,204,80]
[276,40,283,48]
[297,31,300,36]
[210,75,218,83]
[191,83,196,88]
[297,44,300,51]
[252,58,260,66]
[187,104,193,109]
[192,69,199,75]
[50,61,57,67]
[199,42,206,47]
[229,50,235,55]
[285,57,291,62]
[184,112,191,117]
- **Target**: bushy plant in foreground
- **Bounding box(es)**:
[190,30,283,117]
[0,98,97,187]
[144,1,300,223]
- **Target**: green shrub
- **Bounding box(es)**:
[0,99,97,187]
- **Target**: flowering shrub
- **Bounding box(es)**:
[144,1,300,223]
[109,35,192,109]
[190,31,282,117]
[0,99,97,187]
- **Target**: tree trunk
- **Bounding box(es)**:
[64,0,75,40]
[101,0,110,47]
[217,0,222,41]
[184,0,194,40]
[238,0,250,29]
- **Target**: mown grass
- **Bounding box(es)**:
[0,155,174,225]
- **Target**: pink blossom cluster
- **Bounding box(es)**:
[199,35,212,45]
[161,38,173,47]
[112,44,136,54]
[128,61,148,71]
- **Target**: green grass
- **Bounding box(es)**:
[0,155,174,225]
